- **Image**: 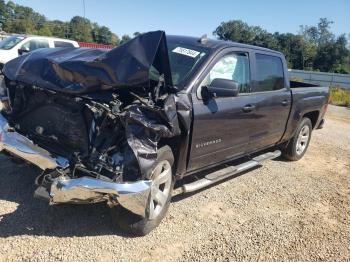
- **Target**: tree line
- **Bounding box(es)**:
[0,0,130,45]
[0,0,349,73]
[0,1,146,46]
[214,18,350,73]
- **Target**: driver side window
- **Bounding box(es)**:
[21,39,49,52]
[202,52,250,94]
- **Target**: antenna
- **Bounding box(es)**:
[82,0,86,18]
[198,34,209,44]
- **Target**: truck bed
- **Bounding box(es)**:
[282,81,329,142]
[290,80,320,88]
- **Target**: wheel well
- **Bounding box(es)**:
[303,111,319,128]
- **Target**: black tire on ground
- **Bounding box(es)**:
[282,117,313,161]
[112,145,175,236]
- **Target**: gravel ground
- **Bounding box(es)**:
[0,105,349,262]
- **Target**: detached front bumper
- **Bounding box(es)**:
[0,112,152,217]
[47,176,152,217]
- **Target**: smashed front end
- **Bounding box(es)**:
[0,31,186,217]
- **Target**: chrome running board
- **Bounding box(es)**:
[176,150,281,194]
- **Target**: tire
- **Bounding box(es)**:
[112,145,175,236]
[282,117,312,161]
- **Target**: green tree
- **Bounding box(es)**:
[274,33,302,68]
[0,0,6,31]
[111,33,119,45]
[314,34,350,73]
[6,19,35,34]
[120,34,131,45]
[213,20,278,49]
[37,24,52,36]
[97,26,113,44]
[0,0,5,14]
[317,18,334,45]
[300,18,349,73]
[0,0,120,45]
[300,18,334,46]
[49,20,69,38]
[302,41,317,70]
[214,18,350,72]
[92,23,114,44]
[214,20,256,44]
[69,16,92,42]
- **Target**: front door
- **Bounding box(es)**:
[187,51,255,172]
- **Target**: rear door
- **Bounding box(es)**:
[187,48,256,172]
[246,52,291,152]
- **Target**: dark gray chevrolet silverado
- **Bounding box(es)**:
[0,31,329,235]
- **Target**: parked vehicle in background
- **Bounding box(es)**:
[0,35,79,71]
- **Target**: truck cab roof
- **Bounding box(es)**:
[167,35,282,55]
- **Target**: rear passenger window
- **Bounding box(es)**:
[54,41,74,48]
[254,54,284,92]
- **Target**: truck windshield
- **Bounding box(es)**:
[167,42,209,87]
[0,36,25,50]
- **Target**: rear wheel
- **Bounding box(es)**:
[112,146,174,236]
[282,117,312,161]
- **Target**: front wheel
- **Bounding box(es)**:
[112,146,174,236]
[282,117,312,161]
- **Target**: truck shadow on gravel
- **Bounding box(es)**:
[0,154,264,238]
[0,155,131,238]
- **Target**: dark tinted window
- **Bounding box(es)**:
[254,54,284,92]
[54,41,74,48]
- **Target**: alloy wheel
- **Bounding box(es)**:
[296,125,310,155]
[149,160,172,220]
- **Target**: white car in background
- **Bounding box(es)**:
[0,35,79,71]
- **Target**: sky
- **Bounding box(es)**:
[11,0,350,38]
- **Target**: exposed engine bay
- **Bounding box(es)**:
[3,78,183,178]
[0,31,190,217]
[5,84,133,181]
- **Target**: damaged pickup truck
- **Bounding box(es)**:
[0,31,329,235]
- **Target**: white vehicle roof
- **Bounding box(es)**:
[0,34,80,64]
[14,35,79,46]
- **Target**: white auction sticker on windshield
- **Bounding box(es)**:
[172,47,200,58]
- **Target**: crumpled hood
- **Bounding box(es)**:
[3,31,172,94]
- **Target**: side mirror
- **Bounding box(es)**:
[206,78,239,98]
[18,47,30,55]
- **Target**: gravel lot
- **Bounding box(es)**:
[0,105,349,262]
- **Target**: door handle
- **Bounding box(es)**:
[242,104,255,113]
[281,100,289,106]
